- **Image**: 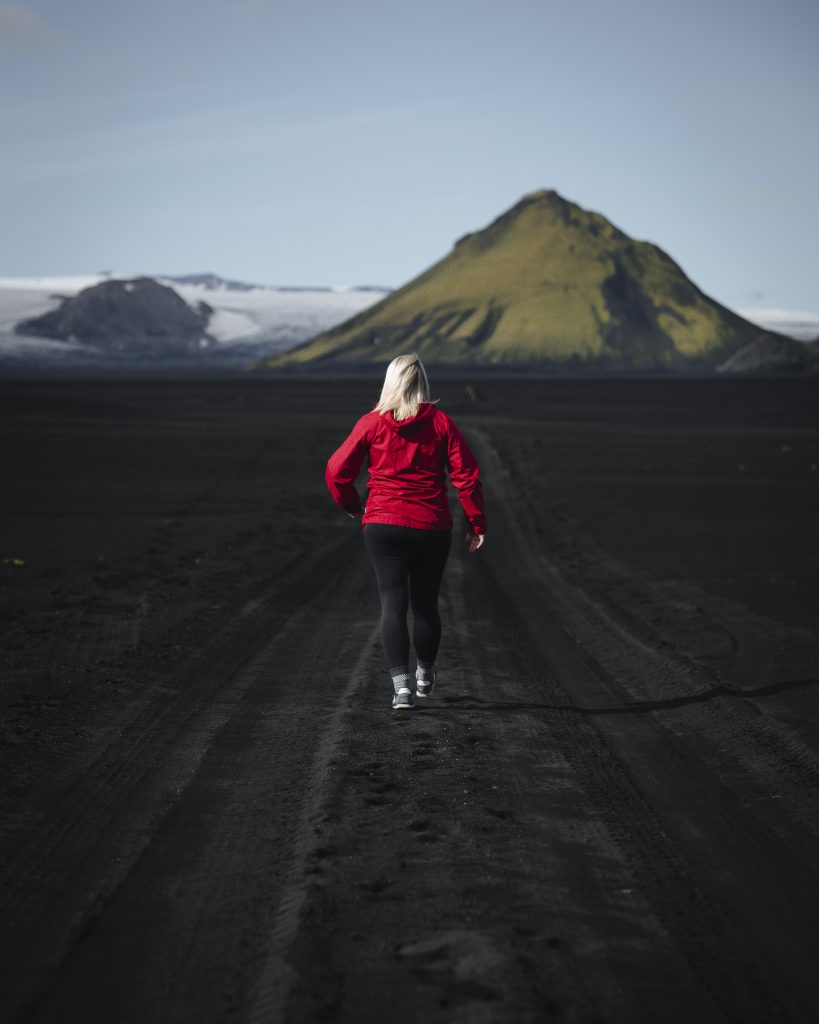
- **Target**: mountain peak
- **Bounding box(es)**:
[259,191,784,369]
[519,187,573,208]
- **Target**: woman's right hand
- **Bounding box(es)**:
[466,532,485,554]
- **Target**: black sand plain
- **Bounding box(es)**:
[1,375,818,1023]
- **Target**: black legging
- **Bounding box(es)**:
[363,524,452,670]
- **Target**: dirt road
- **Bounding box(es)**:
[1,378,817,1022]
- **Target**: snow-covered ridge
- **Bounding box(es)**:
[0,273,389,367]
[158,278,388,346]
[734,307,819,343]
[0,273,391,295]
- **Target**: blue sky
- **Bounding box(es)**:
[1,0,817,309]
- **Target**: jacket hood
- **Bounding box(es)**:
[382,402,436,433]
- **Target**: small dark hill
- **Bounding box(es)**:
[15,277,212,354]
[717,335,819,374]
[259,190,784,369]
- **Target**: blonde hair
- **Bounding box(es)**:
[373,353,432,421]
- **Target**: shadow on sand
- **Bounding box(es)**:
[421,677,819,716]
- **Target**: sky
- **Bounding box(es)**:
[1,0,817,310]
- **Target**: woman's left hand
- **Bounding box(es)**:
[466,532,485,554]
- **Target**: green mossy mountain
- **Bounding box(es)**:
[259,189,783,369]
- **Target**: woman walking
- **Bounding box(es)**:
[325,354,486,710]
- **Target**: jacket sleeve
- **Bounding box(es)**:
[446,420,486,535]
[325,416,370,516]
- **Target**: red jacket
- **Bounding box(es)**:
[325,403,486,535]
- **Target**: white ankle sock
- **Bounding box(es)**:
[390,666,411,694]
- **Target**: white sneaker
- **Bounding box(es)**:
[392,687,414,710]
[415,666,438,699]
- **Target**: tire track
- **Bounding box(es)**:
[0,529,369,1022]
[462,423,819,1022]
[481,420,819,823]
[246,620,381,1024]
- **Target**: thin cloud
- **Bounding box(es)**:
[718,183,773,206]
[0,1,64,50]
[0,97,293,182]
[316,101,458,135]
[234,0,271,16]
[0,98,449,184]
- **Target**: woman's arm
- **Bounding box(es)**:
[325,417,370,517]
[446,420,486,541]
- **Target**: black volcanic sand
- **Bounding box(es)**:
[1,376,818,1023]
